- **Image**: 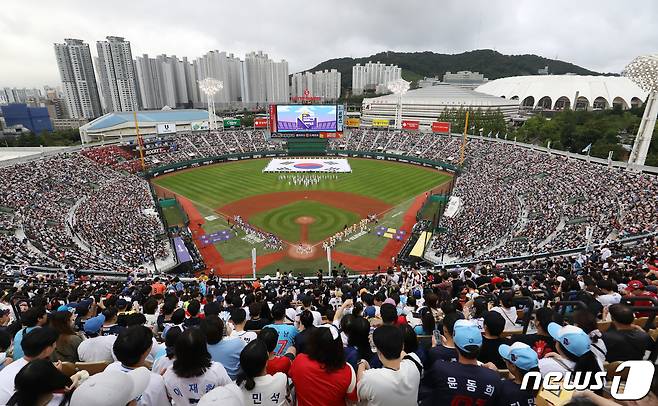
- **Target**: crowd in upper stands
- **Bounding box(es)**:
[329,130,658,261]
[1,127,658,275]
[0,237,655,405]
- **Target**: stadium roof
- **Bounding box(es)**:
[85,109,210,131]
[363,84,518,108]
[475,75,648,109]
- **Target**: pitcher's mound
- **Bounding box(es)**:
[295,216,315,225]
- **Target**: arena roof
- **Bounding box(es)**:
[363,84,518,108]
[84,109,210,131]
[475,75,648,110]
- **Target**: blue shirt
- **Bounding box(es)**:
[207,338,246,380]
[264,324,297,355]
[13,326,38,360]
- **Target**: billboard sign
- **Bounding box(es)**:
[345,118,361,127]
[274,105,338,133]
[156,123,176,134]
[254,118,269,128]
[191,121,209,131]
[431,121,451,133]
[223,118,241,128]
[402,120,420,130]
[372,118,389,128]
[336,105,345,132]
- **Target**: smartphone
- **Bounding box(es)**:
[433,329,442,343]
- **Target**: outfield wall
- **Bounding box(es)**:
[145,150,460,178]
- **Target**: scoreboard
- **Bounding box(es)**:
[269,104,344,138]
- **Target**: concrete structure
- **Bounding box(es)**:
[290,69,341,101]
[53,39,103,119]
[195,51,243,106]
[0,103,53,133]
[79,109,215,142]
[418,77,441,88]
[361,84,519,128]
[475,75,648,110]
[51,118,88,130]
[442,71,488,90]
[242,51,289,105]
[623,54,658,167]
[135,54,193,110]
[96,36,139,113]
[352,62,402,95]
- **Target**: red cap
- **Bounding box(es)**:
[491,277,504,285]
[628,280,645,290]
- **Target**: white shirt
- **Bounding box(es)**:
[164,361,232,406]
[152,355,174,376]
[596,292,621,307]
[357,353,422,406]
[230,330,258,345]
[0,357,28,404]
[491,306,518,331]
[538,357,576,375]
[105,362,171,406]
[78,335,116,362]
[240,373,289,406]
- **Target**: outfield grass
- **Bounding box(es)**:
[153,158,450,207]
[249,201,360,243]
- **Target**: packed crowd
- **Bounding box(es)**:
[0,153,168,273]
[330,130,658,261]
[231,216,283,251]
[0,237,656,405]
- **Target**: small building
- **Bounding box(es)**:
[0,103,53,133]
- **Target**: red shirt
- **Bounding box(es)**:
[266,355,292,375]
[151,282,166,295]
[289,354,356,406]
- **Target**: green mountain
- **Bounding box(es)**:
[303,49,603,90]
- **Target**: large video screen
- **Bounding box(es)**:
[275,105,341,133]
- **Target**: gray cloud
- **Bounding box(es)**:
[1,0,657,87]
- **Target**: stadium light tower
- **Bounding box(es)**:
[387,79,410,130]
[198,78,223,130]
[622,54,658,168]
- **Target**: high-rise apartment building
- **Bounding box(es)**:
[352,62,402,95]
[96,36,139,113]
[291,69,341,101]
[53,39,103,119]
[242,51,289,105]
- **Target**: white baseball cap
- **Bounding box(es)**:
[69,368,151,406]
[198,383,244,406]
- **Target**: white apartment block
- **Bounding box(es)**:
[290,69,341,101]
[96,36,139,113]
[53,38,103,119]
[352,62,402,95]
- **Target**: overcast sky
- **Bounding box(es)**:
[1,0,657,87]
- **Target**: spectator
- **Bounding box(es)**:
[12,305,47,360]
[163,328,232,405]
[49,310,83,362]
[6,359,72,406]
[602,304,653,362]
[229,308,257,345]
[491,293,518,331]
[419,320,502,405]
[263,304,297,355]
[202,315,246,380]
[69,368,153,406]
[289,325,356,406]
[152,325,182,375]
[0,327,59,404]
[357,325,422,406]
[478,311,510,369]
[245,303,270,331]
[427,311,463,364]
[259,327,295,376]
[497,342,540,405]
[185,299,203,328]
[236,340,289,406]
[515,307,557,359]
[344,316,375,371]
[293,310,315,355]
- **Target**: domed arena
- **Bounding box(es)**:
[1,2,658,405]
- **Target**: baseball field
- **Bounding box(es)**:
[152,158,452,276]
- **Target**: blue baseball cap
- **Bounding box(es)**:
[364,306,376,318]
[499,342,539,371]
[453,320,482,352]
[547,322,590,357]
[83,314,105,334]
